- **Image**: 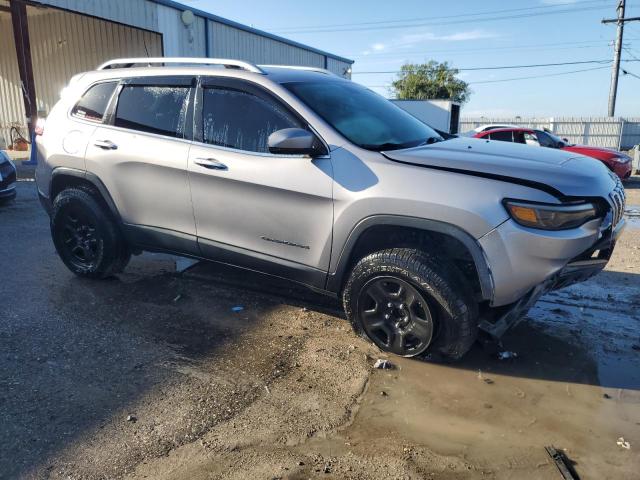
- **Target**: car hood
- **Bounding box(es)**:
[382,137,616,198]
[563,144,622,156]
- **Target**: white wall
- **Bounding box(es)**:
[391,100,457,133]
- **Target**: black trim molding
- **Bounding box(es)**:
[382,153,564,199]
[326,214,494,300]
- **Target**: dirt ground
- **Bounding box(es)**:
[1,179,639,480]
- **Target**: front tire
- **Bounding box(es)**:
[343,248,478,360]
[51,187,130,278]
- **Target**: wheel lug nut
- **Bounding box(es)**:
[387,302,393,308]
[384,314,390,320]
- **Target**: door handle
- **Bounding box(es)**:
[194,157,228,170]
[94,140,118,150]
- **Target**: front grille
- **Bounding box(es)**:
[609,176,626,227]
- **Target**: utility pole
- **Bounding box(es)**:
[602,0,640,116]
[605,0,625,117]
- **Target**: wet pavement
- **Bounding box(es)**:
[1,181,639,479]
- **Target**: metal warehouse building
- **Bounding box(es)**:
[0,0,353,147]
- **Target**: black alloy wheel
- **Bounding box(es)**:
[51,187,130,278]
[358,276,434,356]
[58,207,100,270]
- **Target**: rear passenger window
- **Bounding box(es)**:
[71,82,117,122]
[115,85,189,138]
[202,87,301,153]
[513,131,526,144]
[488,131,513,142]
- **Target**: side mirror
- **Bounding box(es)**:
[268,128,325,156]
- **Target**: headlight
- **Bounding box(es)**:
[504,200,599,230]
[611,154,631,163]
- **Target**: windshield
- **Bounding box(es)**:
[283,80,444,151]
[538,130,568,147]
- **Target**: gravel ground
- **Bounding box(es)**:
[1,179,639,479]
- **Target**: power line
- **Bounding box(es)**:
[273,4,611,34]
[359,64,612,89]
[622,67,640,79]
[602,0,640,116]
[269,0,608,31]
[352,59,613,75]
[349,40,613,59]
[623,46,640,60]
[469,65,611,84]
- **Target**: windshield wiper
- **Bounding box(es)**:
[418,136,444,146]
[363,136,444,151]
[361,142,409,151]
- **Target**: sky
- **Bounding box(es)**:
[183,0,640,117]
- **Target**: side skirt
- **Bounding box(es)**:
[122,223,330,293]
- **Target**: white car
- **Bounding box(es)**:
[472,123,520,133]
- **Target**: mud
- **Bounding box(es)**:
[1,180,639,479]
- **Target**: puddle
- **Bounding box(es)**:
[309,271,640,479]
[625,205,640,229]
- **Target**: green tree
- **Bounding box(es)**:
[391,61,471,104]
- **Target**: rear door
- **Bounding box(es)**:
[187,77,334,285]
[85,76,198,251]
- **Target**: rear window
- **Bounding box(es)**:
[114,85,189,138]
[71,82,118,122]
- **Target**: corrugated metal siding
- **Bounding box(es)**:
[27,6,162,116]
[157,4,206,56]
[36,0,159,32]
[326,57,351,79]
[0,9,26,148]
[209,20,325,67]
[1,0,352,146]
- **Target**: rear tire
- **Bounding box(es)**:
[342,248,478,360]
[51,187,130,278]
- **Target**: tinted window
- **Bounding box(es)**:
[535,131,556,148]
[488,131,513,142]
[202,87,301,153]
[115,85,189,138]
[71,82,117,122]
[536,130,565,147]
[283,81,443,151]
[513,131,526,144]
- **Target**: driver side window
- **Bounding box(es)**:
[202,87,302,153]
[524,132,540,147]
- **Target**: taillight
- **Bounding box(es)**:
[35,117,46,136]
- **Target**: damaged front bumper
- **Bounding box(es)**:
[479,217,625,338]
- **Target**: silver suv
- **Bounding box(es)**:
[35,58,626,360]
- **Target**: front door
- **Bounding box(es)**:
[188,78,334,286]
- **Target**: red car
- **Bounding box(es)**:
[473,127,632,180]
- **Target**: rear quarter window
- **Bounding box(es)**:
[71,82,118,122]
